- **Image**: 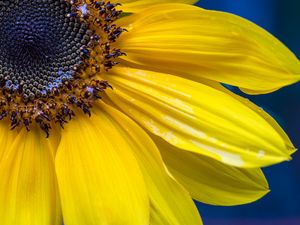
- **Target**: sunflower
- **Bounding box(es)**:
[0,0,299,225]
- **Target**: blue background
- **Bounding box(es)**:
[195,1,300,224]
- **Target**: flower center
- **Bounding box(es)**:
[0,0,125,136]
[0,0,91,100]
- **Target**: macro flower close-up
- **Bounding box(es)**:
[0,0,299,225]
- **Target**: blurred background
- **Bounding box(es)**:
[195,0,300,225]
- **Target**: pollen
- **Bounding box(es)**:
[0,0,125,136]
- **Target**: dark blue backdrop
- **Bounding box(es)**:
[195,1,300,224]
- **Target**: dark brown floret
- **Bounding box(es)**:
[0,0,125,136]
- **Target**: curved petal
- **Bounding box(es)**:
[0,127,62,225]
[97,102,202,225]
[114,3,300,94]
[102,67,294,168]
[209,81,295,151]
[56,110,149,225]
[113,0,198,13]
[155,137,269,206]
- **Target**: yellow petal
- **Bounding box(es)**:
[98,102,202,225]
[0,121,18,161]
[115,3,300,94]
[155,137,269,206]
[103,67,294,167]
[0,127,62,225]
[55,110,149,225]
[211,82,295,151]
[113,0,197,13]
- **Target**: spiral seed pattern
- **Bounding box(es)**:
[0,0,125,136]
[0,0,92,101]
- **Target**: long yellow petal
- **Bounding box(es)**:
[103,67,294,168]
[115,3,300,94]
[0,121,18,161]
[97,102,202,225]
[0,127,62,225]
[155,137,269,206]
[55,110,149,225]
[113,0,197,12]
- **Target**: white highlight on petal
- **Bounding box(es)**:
[162,115,207,139]
[144,119,160,135]
[162,131,178,145]
[257,150,265,159]
[191,140,245,167]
